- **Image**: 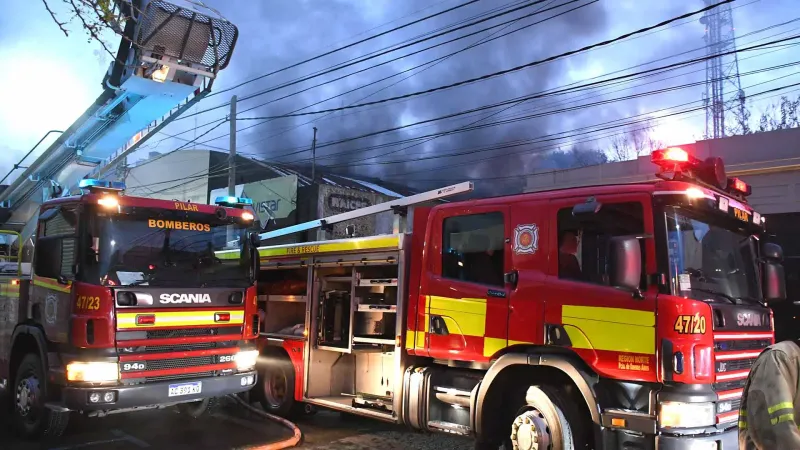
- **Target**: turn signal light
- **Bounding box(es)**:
[215,312,231,322]
[136,314,156,326]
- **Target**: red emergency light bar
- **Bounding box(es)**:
[652,146,750,197]
[652,147,700,166]
[728,177,752,196]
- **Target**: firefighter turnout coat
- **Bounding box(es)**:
[739,340,800,449]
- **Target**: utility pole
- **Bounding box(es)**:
[311,126,318,183]
[228,95,237,196]
[227,95,237,246]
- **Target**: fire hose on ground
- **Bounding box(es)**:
[228,394,303,449]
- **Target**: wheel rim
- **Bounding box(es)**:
[15,374,42,424]
[510,408,552,450]
[264,368,287,408]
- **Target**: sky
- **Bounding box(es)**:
[1,0,798,196]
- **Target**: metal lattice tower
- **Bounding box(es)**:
[700,0,746,138]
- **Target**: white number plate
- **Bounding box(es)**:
[168,381,202,397]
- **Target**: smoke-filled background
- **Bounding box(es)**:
[1,0,798,197]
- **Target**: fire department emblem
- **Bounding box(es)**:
[513,224,538,255]
[45,293,58,325]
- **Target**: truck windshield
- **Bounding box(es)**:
[82,212,251,288]
[665,208,761,304]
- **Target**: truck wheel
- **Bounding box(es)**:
[507,386,589,450]
[177,397,219,418]
[254,357,296,417]
[13,354,69,438]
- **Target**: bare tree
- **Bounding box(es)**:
[40,0,130,60]
[608,119,663,162]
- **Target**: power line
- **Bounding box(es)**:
[229,0,766,154]
[323,53,800,168]
[141,0,549,147]
[142,0,584,153]
[238,0,737,122]
[381,78,800,180]
[199,0,585,152]
[207,0,480,99]
[179,0,558,120]
[259,33,800,163]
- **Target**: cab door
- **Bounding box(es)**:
[420,204,511,363]
[545,194,658,383]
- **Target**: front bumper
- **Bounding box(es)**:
[656,427,738,450]
[57,371,257,412]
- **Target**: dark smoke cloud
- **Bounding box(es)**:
[143,0,610,197]
[146,0,796,197]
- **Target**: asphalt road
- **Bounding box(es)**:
[0,397,472,450]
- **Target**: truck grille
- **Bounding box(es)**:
[145,356,215,371]
[146,328,215,339]
[707,304,772,426]
[118,326,243,385]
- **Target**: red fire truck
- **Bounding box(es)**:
[250,147,786,449]
[0,179,261,438]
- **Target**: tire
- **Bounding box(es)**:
[12,353,70,439]
[506,386,591,450]
[253,355,296,417]
[177,397,220,418]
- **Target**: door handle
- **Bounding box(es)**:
[504,270,518,288]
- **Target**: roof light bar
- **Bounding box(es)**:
[651,147,700,167]
[214,196,254,209]
[78,179,126,192]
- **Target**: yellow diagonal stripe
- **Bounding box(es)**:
[562,305,656,355]
[117,310,245,329]
[562,305,655,327]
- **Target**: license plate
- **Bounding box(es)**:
[168,381,202,397]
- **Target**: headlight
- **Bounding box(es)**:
[659,401,715,428]
[66,362,119,382]
[235,350,259,371]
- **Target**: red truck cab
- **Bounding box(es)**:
[0,180,261,438]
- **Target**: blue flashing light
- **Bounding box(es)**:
[214,196,253,208]
[78,179,125,191]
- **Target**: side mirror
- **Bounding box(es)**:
[764,262,786,302]
[608,236,642,292]
[56,275,69,285]
[763,242,783,261]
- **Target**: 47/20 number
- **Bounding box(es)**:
[674,313,706,335]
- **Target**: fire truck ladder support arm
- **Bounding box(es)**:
[258,181,474,241]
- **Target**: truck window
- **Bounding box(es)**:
[557,202,644,286]
[35,206,79,280]
[442,212,504,286]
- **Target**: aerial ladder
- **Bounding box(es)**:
[0,0,238,253]
[254,181,475,243]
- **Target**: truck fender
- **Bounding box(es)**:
[472,351,601,437]
[10,324,50,382]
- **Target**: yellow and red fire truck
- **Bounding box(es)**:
[0,179,261,438]
[251,147,786,449]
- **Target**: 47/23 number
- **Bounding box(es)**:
[674,313,706,335]
[76,295,100,311]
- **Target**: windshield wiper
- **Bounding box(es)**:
[686,287,739,304]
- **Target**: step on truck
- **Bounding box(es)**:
[250,147,786,449]
[0,180,261,438]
